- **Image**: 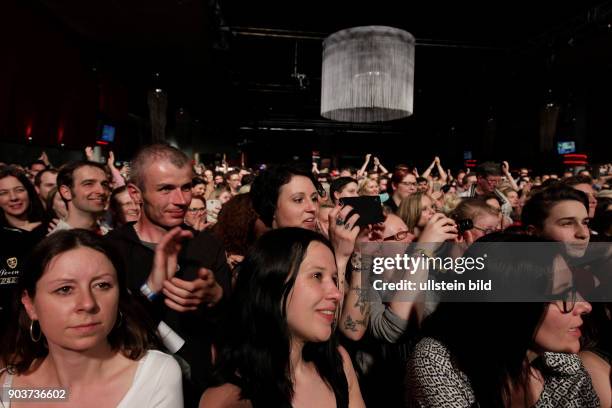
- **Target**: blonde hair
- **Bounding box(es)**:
[357,178,378,196]
[441,194,462,215]
[398,192,430,233]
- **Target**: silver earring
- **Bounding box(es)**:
[29,320,41,343]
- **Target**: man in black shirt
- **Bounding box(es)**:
[106,144,231,403]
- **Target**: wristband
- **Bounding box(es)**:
[140,282,159,301]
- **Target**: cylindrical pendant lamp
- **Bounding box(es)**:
[321,26,415,123]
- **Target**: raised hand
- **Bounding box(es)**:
[39,151,50,166]
[328,204,361,261]
[148,227,193,293]
[107,151,116,168]
[502,160,510,174]
[417,213,458,251]
[84,146,94,161]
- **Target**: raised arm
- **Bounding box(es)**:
[421,157,440,180]
[39,151,52,168]
[502,161,519,191]
[374,156,389,175]
[357,154,372,178]
[339,252,371,341]
[107,151,126,188]
[435,157,448,182]
[312,161,320,175]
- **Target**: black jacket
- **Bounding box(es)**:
[0,223,47,327]
[105,223,232,396]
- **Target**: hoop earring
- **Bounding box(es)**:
[29,320,41,343]
[115,311,124,328]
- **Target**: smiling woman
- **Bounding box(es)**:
[200,228,364,408]
[0,229,183,407]
[406,233,599,408]
[0,166,47,344]
[250,165,321,231]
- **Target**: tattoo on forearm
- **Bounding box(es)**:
[351,287,370,316]
[344,315,367,332]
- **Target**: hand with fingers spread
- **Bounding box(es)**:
[147,227,193,293]
[417,212,458,251]
[163,267,223,312]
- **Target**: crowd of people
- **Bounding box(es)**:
[0,145,611,407]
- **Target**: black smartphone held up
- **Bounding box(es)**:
[339,196,385,227]
[455,218,474,234]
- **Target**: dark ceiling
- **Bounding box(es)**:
[27,0,612,166]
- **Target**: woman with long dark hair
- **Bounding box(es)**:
[0,165,47,336]
[200,228,364,407]
[0,229,182,407]
[406,233,598,407]
[250,164,360,304]
[0,165,46,232]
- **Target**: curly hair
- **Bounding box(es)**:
[212,193,259,255]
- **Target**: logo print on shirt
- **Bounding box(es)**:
[7,257,17,269]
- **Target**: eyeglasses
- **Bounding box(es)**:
[188,207,206,213]
[549,287,578,314]
[472,225,500,235]
[399,181,417,187]
[383,230,411,241]
[485,177,501,185]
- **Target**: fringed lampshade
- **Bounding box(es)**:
[321,26,415,123]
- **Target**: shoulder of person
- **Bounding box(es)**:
[337,345,352,366]
[104,222,136,242]
[411,337,452,364]
[199,383,252,408]
[580,350,611,367]
[139,350,182,375]
[337,346,358,383]
[188,227,220,244]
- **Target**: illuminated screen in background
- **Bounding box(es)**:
[557,141,575,154]
[100,125,116,143]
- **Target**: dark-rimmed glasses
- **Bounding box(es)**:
[548,286,578,314]
[383,230,411,241]
[472,225,500,235]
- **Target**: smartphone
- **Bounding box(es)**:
[206,199,221,223]
[455,218,474,234]
[339,196,385,227]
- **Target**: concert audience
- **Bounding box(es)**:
[1,144,611,408]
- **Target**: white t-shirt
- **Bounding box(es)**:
[117,350,183,408]
[1,350,183,408]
